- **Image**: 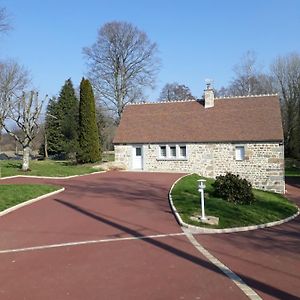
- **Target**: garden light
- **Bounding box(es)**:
[197,179,207,221]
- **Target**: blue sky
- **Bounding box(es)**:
[1,0,300,101]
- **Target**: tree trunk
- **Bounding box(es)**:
[44,132,48,159]
[22,146,30,171]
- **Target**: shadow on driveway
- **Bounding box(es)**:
[55,198,299,300]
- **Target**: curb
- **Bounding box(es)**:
[0,187,65,217]
[169,174,300,234]
[0,170,106,180]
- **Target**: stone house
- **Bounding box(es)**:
[113,85,285,193]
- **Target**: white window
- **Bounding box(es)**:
[179,145,187,158]
[159,145,167,157]
[235,146,245,161]
[157,144,187,160]
[136,147,142,156]
[170,146,176,157]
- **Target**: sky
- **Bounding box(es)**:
[1,0,300,102]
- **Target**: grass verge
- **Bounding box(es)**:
[102,151,115,162]
[0,160,99,178]
[171,174,298,229]
[285,158,300,176]
[0,184,60,212]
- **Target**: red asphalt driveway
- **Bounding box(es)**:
[0,171,299,299]
[195,177,300,300]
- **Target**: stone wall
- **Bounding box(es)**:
[114,145,132,169]
[114,142,285,193]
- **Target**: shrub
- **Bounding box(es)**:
[213,173,254,204]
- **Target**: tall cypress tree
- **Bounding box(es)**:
[77,78,101,163]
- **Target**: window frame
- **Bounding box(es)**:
[235,145,245,161]
[169,145,177,158]
[178,145,187,158]
[159,145,167,158]
[157,144,188,160]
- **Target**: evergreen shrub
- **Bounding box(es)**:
[213,172,255,205]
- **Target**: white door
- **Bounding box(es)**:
[132,146,143,170]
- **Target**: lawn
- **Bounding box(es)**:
[0,184,60,212]
[285,158,300,177]
[0,160,99,178]
[102,151,115,162]
[171,174,298,229]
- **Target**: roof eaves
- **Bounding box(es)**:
[114,139,283,145]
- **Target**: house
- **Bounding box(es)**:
[113,85,285,193]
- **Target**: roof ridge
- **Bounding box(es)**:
[215,93,278,100]
[126,94,279,106]
[127,99,197,106]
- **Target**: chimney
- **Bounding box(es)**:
[204,82,214,108]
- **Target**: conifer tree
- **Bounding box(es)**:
[45,78,79,158]
[77,78,101,163]
[58,78,79,157]
[44,97,63,156]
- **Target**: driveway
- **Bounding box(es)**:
[194,177,300,300]
[0,172,299,299]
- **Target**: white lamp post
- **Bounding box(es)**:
[197,179,207,221]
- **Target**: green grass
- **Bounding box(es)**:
[171,174,298,229]
[286,167,300,176]
[102,152,115,162]
[0,184,60,212]
[0,160,99,178]
[285,158,300,176]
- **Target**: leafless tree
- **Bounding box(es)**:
[217,51,276,97]
[0,7,11,34]
[96,105,116,151]
[271,53,300,157]
[158,82,196,101]
[0,60,29,152]
[3,91,44,171]
[83,21,160,123]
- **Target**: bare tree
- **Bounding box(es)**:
[96,104,116,151]
[0,60,29,152]
[83,21,160,123]
[158,82,195,101]
[271,53,300,157]
[0,7,11,34]
[217,51,276,97]
[3,91,44,171]
[233,50,258,95]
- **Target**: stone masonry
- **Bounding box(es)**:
[114,142,285,194]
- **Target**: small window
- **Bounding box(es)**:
[235,146,245,160]
[136,147,142,156]
[157,144,187,160]
[170,146,176,157]
[179,146,187,158]
[160,146,167,157]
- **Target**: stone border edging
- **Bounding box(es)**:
[0,187,65,217]
[0,170,106,180]
[169,174,300,234]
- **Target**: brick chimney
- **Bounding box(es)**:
[204,82,214,108]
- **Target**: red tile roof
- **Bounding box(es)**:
[113,95,284,144]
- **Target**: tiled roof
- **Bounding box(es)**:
[113,95,284,144]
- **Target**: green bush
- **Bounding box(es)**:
[213,173,254,205]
